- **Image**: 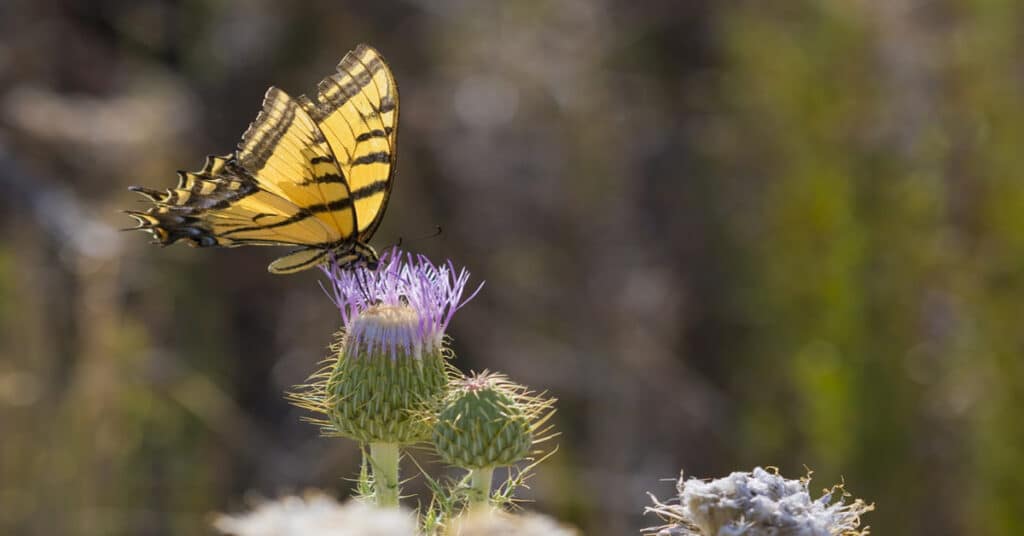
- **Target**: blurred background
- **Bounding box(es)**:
[1,0,1023,534]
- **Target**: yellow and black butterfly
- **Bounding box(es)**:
[127,44,398,273]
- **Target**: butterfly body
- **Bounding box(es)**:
[128,44,397,274]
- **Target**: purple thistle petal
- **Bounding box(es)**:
[320,248,482,358]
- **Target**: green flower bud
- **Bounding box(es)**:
[432,372,553,470]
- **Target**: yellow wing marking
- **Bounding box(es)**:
[300,44,398,239]
[236,87,356,241]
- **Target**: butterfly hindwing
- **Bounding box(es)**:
[128,155,338,249]
[266,247,332,274]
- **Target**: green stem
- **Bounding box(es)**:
[468,467,494,506]
[369,442,400,507]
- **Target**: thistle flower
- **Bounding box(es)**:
[289,249,480,507]
[325,248,480,362]
[431,371,556,505]
[644,467,874,536]
[292,248,481,445]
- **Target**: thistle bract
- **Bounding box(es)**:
[292,249,481,445]
[325,304,448,444]
[432,372,550,470]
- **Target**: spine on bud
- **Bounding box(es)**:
[432,372,555,506]
[433,385,533,469]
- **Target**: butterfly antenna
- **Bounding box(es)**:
[389,225,443,250]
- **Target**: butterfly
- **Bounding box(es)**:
[127,44,398,273]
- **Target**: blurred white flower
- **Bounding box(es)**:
[214,492,417,536]
[448,510,580,536]
[646,467,873,536]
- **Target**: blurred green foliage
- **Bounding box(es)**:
[1,0,1023,534]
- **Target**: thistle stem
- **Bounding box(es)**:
[369,442,401,507]
[468,467,494,506]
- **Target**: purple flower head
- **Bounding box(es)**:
[321,248,483,360]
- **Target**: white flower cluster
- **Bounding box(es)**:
[214,493,417,536]
[214,492,578,536]
[647,467,872,536]
[450,510,580,536]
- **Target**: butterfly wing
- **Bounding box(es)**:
[128,44,397,273]
[236,86,357,244]
[127,153,339,249]
[299,44,398,241]
[129,88,358,270]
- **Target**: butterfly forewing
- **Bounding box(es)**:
[301,44,398,240]
[236,87,355,243]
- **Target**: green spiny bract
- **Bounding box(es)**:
[292,304,450,445]
[432,372,550,470]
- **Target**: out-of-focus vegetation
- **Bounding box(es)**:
[1,0,1022,534]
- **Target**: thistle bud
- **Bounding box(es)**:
[432,372,553,470]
